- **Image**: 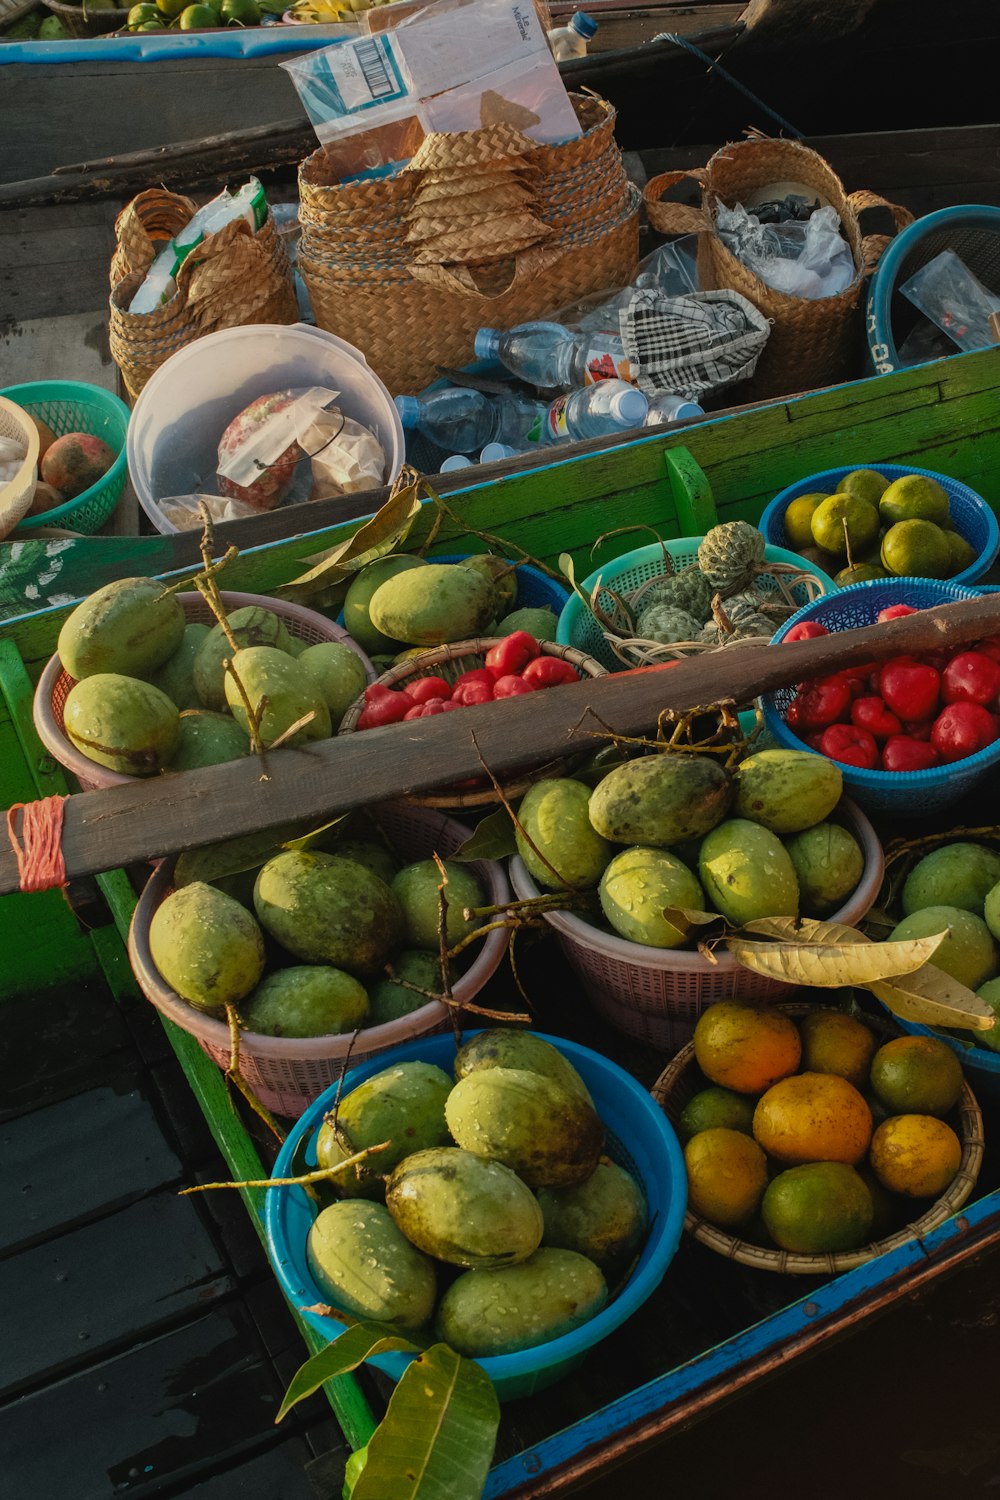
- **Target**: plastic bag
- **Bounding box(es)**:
[716,202,855,300]
[552,237,701,337]
[157,493,264,530]
[899,249,1000,353]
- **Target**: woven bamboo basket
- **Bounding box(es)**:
[0,396,40,541]
[644,136,913,401]
[299,95,640,394]
[338,637,606,809]
[43,0,128,34]
[653,1002,984,1275]
[109,189,299,402]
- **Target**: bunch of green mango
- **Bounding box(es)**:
[301,1031,648,1358]
[515,748,868,946]
[54,577,370,778]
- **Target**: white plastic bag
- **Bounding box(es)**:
[717,203,855,300]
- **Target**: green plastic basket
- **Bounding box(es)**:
[555,537,837,671]
[0,381,130,535]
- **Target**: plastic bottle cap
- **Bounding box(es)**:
[474,328,502,361]
[395,395,420,428]
[570,10,597,37]
[481,442,517,462]
[612,388,649,426]
[676,401,705,419]
[440,455,474,472]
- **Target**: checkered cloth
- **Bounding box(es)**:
[620,288,771,400]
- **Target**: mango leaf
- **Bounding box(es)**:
[740,916,869,945]
[277,1321,430,1421]
[173,822,309,886]
[351,1343,499,1500]
[661,906,726,942]
[344,1447,369,1498]
[870,962,995,1033]
[279,482,424,603]
[726,930,946,987]
[449,807,518,863]
[284,814,350,852]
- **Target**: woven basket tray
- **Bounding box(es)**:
[653,1002,984,1275]
[0,396,40,541]
[338,637,606,810]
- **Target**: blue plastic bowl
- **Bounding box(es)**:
[759,463,999,588]
[264,1031,686,1402]
[759,577,997,817]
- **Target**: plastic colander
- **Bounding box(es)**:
[0,381,130,535]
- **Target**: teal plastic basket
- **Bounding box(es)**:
[556,537,836,671]
[0,381,130,535]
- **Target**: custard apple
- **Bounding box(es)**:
[697,522,766,597]
[721,592,771,632]
[635,565,714,625]
[634,603,703,645]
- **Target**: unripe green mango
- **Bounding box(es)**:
[733,749,842,834]
[315,1060,453,1198]
[698,818,799,924]
[225,646,331,746]
[148,622,211,709]
[902,842,1000,917]
[784,821,864,917]
[64,673,180,776]
[537,1161,647,1276]
[516,778,613,891]
[386,1147,543,1267]
[498,606,559,639]
[253,850,402,976]
[454,1030,593,1108]
[598,846,704,948]
[589,755,732,847]
[445,1067,604,1186]
[193,606,296,710]
[58,577,185,681]
[369,564,497,646]
[240,966,368,1038]
[461,554,517,612]
[390,860,485,951]
[169,710,249,772]
[436,1249,607,1358]
[296,642,368,723]
[343,554,428,655]
[306,1201,436,1330]
[149,881,265,1012]
[327,838,399,888]
[367,950,451,1026]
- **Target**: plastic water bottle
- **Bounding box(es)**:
[395,388,547,455]
[440,455,475,472]
[548,10,597,60]
[545,380,648,442]
[645,393,705,426]
[475,321,631,389]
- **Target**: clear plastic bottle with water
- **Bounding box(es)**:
[645,393,705,427]
[475,320,631,390]
[545,379,648,442]
[547,10,597,60]
[395,388,547,454]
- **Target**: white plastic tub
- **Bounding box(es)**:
[126,322,405,534]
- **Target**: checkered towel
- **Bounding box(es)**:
[620,288,771,400]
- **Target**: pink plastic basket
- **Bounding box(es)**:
[128,803,511,1118]
[33,590,375,793]
[509,797,884,1053]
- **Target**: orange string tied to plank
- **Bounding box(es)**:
[6,796,69,893]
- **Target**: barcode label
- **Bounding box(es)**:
[355,37,395,100]
[328,34,406,112]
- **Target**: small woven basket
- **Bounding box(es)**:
[299,95,640,394]
[338,637,606,810]
[33,590,374,794]
[644,136,913,401]
[509,798,884,1053]
[109,189,299,402]
[128,803,511,1118]
[0,396,40,540]
[652,1002,984,1274]
[42,0,129,34]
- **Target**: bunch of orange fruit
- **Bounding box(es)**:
[678,1002,966,1254]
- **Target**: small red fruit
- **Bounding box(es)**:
[851,697,902,740]
[931,702,999,762]
[485,632,540,678]
[881,735,941,772]
[877,604,919,623]
[784,621,829,642]
[942,651,1000,706]
[493,674,535,698]
[451,679,494,706]
[403,698,451,719]
[520,656,581,689]
[357,684,413,729]
[819,722,879,770]
[407,676,452,704]
[880,658,941,722]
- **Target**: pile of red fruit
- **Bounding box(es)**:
[782,604,1000,772]
[356,631,582,730]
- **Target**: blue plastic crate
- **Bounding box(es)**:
[759,463,999,587]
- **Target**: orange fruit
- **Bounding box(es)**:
[797,1010,878,1090]
[677,1086,755,1144]
[869,1114,962,1198]
[752,1072,873,1165]
[692,1002,801,1095]
[683,1128,768,1229]
[869,1035,964,1118]
[762,1162,873,1253]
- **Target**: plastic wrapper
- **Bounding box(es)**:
[716,203,855,300]
[157,493,264,530]
[281,0,581,181]
[0,437,28,487]
[551,237,701,338]
[899,250,1000,353]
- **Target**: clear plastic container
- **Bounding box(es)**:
[395,387,547,454]
[545,379,647,441]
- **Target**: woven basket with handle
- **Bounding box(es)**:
[108,189,299,403]
[644,136,913,401]
[299,95,640,395]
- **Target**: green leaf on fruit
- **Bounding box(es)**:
[450,807,518,862]
[277,1321,430,1422]
[173,822,308,886]
[279,482,424,604]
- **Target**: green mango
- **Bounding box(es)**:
[224,646,331,746]
[386,1147,543,1267]
[784,821,864,917]
[390,860,485,951]
[598,846,704,947]
[63,673,180,776]
[444,1067,604,1187]
[367,950,450,1026]
[902,843,1000,917]
[733,749,842,834]
[148,622,211,709]
[315,1060,453,1198]
[698,819,799,924]
[149,882,265,1012]
[240,966,368,1038]
[343,555,427,655]
[497,606,559,639]
[436,1249,607,1358]
[516,778,613,891]
[296,642,368,723]
[537,1161,647,1276]
[307,1201,436,1330]
[454,1029,593,1107]
[589,755,733,847]
[193,606,296,710]
[169,710,249,771]
[58,577,185,681]
[369,564,497,646]
[253,851,402,976]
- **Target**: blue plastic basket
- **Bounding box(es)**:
[759,577,998,817]
[556,537,835,671]
[264,1031,686,1402]
[0,380,130,535]
[759,463,999,588]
